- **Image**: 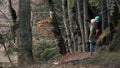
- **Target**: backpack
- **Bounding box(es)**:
[95,21,101,37]
[96,29,100,37]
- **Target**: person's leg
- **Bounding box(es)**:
[93,43,96,52]
[90,42,93,55]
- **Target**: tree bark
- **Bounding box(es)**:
[101,0,108,32]
[77,0,85,52]
[67,0,76,53]
[18,0,33,66]
[48,0,67,55]
[62,0,72,53]
[83,0,88,51]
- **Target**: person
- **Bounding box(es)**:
[95,16,101,38]
[89,19,96,55]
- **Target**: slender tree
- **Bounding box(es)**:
[62,0,72,53]
[100,0,108,32]
[83,0,89,51]
[67,0,76,53]
[76,0,85,52]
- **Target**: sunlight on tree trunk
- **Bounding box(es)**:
[77,0,85,52]
[67,0,76,53]
[62,0,72,53]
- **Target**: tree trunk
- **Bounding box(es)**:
[48,0,67,55]
[77,0,85,52]
[83,0,88,51]
[62,0,71,53]
[18,0,33,66]
[101,0,108,32]
[67,0,76,53]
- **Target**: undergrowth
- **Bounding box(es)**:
[33,37,61,61]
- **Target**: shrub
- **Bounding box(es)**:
[33,37,61,61]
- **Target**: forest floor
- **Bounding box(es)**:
[50,52,103,68]
[0,44,120,68]
[26,52,120,68]
[0,50,120,68]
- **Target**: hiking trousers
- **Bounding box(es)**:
[90,42,96,53]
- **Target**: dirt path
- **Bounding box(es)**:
[53,52,95,63]
[49,52,105,68]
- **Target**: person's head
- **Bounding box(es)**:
[95,16,100,22]
[91,19,96,25]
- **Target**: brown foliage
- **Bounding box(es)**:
[36,17,52,29]
[35,17,54,37]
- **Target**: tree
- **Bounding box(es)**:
[62,0,72,53]
[67,0,76,53]
[18,0,33,66]
[76,0,85,52]
[83,0,89,51]
[48,0,67,55]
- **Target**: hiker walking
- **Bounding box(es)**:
[89,19,96,55]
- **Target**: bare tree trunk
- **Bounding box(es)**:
[101,0,104,32]
[48,0,67,55]
[107,0,110,26]
[101,0,108,32]
[77,0,85,52]
[62,0,71,53]
[18,0,33,66]
[83,0,88,51]
[67,0,76,53]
